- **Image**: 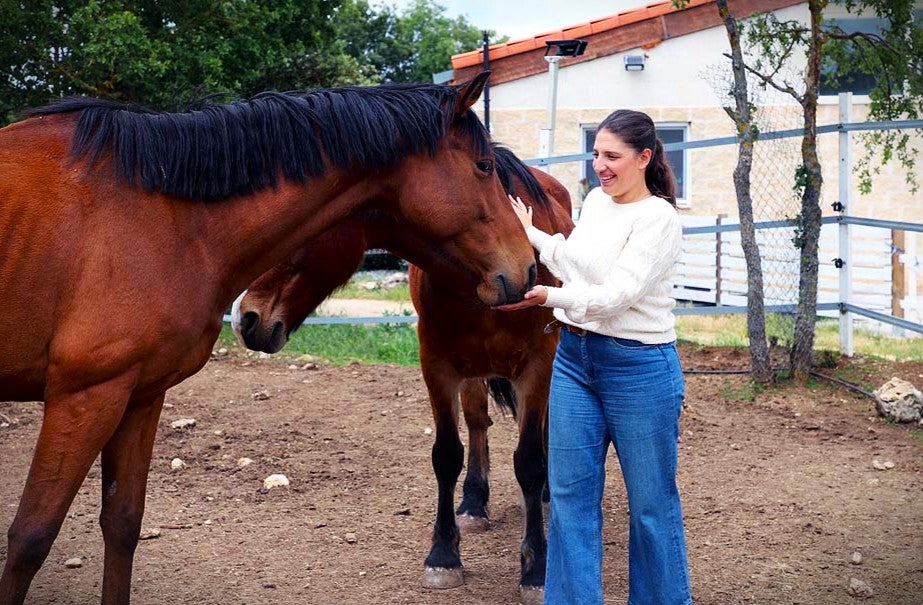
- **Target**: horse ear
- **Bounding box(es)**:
[455,71,490,116]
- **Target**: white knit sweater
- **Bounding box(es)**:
[526,187,683,344]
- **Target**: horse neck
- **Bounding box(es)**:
[201,175,382,307]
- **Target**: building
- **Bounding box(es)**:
[451,0,922,327]
[451,0,921,222]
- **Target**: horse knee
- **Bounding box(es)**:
[513,446,546,494]
[6,523,57,574]
[99,508,142,556]
[431,438,464,479]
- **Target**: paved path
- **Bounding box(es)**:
[315,298,415,317]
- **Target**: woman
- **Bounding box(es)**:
[497,109,691,605]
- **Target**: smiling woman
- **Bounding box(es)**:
[499,108,692,605]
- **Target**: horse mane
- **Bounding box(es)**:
[25,85,492,201]
[493,144,550,207]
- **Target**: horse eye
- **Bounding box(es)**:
[476,159,494,175]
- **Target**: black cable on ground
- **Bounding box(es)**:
[683,369,753,375]
[809,370,876,399]
[683,368,877,400]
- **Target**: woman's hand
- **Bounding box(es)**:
[509,194,533,231]
[493,285,548,311]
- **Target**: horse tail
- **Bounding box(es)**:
[487,377,518,419]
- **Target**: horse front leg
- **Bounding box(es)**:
[513,364,551,605]
[419,356,465,589]
[0,374,135,605]
[456,378,491,533]
[99,392,165,605]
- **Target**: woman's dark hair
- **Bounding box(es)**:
[598,109,677,206]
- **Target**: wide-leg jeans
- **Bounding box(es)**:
[544,329,692,605]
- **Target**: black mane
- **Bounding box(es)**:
[26,84,492,201]
[493,144,550,207]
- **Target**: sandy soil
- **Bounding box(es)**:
[1,345,921,605]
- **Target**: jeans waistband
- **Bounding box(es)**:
[547,319,650,347]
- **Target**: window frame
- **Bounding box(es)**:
[581,122,690,208]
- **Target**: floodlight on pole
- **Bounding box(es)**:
[539,39,587,173]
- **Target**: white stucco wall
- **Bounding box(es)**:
[471,3,920,227]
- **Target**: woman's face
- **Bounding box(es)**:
[592,129,651,199]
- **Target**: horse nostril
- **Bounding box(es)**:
[495,273,512,304]
[240,311,260,338]
[527,263,537,291]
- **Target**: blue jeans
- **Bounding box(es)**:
[545,330,692,605]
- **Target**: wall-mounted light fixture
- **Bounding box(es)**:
[624,54,646,71]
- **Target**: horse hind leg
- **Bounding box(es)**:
[0,376,135,605]
[419,357,465,590]
[456,378,491,534]
[99,393,165,605]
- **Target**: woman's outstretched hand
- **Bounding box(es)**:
[493,285,548,311]
[509,194,533,231]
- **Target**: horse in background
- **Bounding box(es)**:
[0,74,537,605]
[234,146,575,603]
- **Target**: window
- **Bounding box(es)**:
[582,123,689,203]
[819,17,887,96]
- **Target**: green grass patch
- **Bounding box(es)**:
[676,312,921,362]
[719,378,764,402]
[217,322,419,366]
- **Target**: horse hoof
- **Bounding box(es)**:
[456,513,489,534]
[422,566,464,589]
[520,585,544,605]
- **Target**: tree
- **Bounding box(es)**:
[715,0,774,384]
[0,0,368,121]
[673,0,921,382]
[333,0,495,84]
[743,0,921,381]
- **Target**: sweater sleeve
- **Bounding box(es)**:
[526,226,568,281]
[542,207,682,324]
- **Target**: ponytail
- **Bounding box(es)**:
[646,139,677,207]
[598,109,678,207]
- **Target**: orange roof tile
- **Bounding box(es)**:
[451,0,715,70]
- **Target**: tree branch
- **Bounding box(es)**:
[740,60,803,103]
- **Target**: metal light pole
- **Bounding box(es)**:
[539,40,587,173]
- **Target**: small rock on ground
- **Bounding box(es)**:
[847,578,874,598]
[64,557,82,569]
[263,474,290,489]
[139,528,162,541]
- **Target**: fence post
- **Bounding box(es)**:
[715,214,724,306]
[892,229,906,336]
[838,92,854,356]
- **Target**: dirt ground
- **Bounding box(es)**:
[1,344,921,605]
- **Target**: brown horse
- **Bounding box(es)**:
[0,74,538,605]
[234,146,574,603]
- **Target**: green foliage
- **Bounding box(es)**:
[333,0,497,84]
[828,0,922,194]
[0,0,495,123]
[740,0,922,194]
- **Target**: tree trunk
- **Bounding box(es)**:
[790,0,826,382]
[717,0,773,383]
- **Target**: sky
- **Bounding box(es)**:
[383,0,653,41]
